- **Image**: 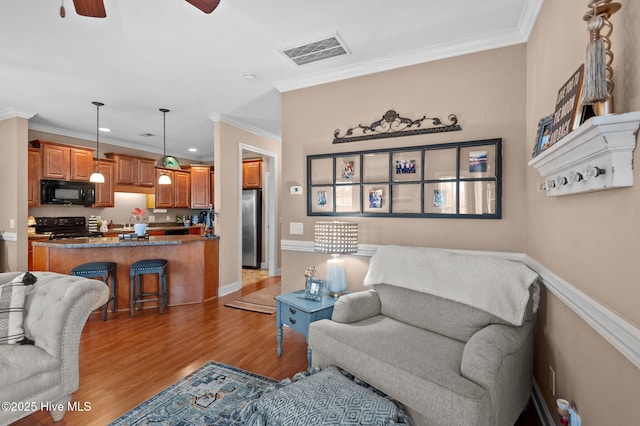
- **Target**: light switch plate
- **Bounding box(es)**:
[290,222,303,235]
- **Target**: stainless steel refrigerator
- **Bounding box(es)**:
[242,189,262,268]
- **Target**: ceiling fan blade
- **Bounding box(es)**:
[186,0,220,14]
[73,0,106,18]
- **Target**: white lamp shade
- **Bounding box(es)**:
[158,172,172,185]
[89,171,105,183]
[314,221,358,254]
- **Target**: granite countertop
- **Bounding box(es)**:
[31,234,219,248]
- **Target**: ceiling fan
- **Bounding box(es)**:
[60,0,221,18]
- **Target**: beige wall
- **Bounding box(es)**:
[0,116,29,271]
[213,120,282,291]
[281,3,640,422]
[526,0,640,424]
[281,44,528,293]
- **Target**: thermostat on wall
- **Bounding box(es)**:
[290,186,303,195]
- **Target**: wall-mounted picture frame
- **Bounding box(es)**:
[369,188,383,208]
[469,151,487,173]
[305,278,324,301]
[533,114,554,158]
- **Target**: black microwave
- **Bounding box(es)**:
[40,180,95,206]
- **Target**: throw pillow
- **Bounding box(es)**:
[240,366,412,425]
[0,272,37,345]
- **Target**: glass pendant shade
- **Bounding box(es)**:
[89,171,105,183]
[158,172,172,185]
[90,101,105,184]
[157,108,180,184]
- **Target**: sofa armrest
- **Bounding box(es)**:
[461,320,534,422]
[23,272,109,392]
[331,290,381,323]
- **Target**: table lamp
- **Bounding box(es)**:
[314,221,358,297]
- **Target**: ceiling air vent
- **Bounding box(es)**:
[281,33,350,66]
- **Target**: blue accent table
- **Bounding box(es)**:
[276,290,338,368]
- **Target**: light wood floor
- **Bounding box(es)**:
[14,274,540,426]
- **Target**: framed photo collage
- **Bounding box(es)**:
[307,138,502,219]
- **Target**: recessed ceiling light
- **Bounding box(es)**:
[188,148,198,152]
[243,72,256,81]
[99,127,111,132]
[139,133,154,137]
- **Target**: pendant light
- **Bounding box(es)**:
[156,108,180,185]
[89,101,105,183]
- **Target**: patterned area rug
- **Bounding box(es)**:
[224,283,280,314]
[108,361,276,426]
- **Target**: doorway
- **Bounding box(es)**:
[238,144,278,287]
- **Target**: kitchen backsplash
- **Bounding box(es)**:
[28,192,203,226]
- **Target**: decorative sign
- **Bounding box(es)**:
[333,110,461,144]
[548,65,585,147]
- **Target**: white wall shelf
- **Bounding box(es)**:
[529,112,640,196]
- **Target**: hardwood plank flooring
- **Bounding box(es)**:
[13,276,540,425]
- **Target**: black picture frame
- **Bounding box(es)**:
[533,115,554,158]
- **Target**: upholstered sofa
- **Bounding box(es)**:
[308,246,539,426]
[0,271,108,425]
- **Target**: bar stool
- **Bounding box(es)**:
[129,259,168,317]
[70,261,117,321]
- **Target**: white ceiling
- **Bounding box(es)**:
[0,0,542,162]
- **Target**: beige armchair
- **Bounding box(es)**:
[0,272,108,425]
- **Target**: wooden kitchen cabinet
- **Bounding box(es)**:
[155,169,190,208]
[28,148,41,207]
[188,165,211,208]
[174,170,191,208]
[40,141,94,181]
[93,160,115,207]
[242,159,262,189]
[106,153,156,187]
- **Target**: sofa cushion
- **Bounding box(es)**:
[309,316,491,425]
[0,344,62,402]
[374,284,508,342]
[0,273,36,344]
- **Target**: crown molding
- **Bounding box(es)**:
[0,108,35,120]
[209,113,281,143]
[274,0,544,93]
[275,29,525,93]
[27,122,208,162]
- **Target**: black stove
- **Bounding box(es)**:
[35,217,104,240]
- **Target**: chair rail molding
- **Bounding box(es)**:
[282,240,640,368]
[529,112,640,196]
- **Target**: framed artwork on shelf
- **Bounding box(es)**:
[532,114,554,158]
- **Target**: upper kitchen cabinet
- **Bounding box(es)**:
[28,147,41,207]
[242,159,262,189]
[155,169,190,208]
[37,141,94,181]
[105,153,156,187]
[186,165,211,209]
[93,160,115,207]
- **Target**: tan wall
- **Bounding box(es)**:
[213,121,282,290]
[0,116,29,271]
[526,0,640,424]
[281,44,528,293]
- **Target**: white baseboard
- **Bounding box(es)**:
[532,379,555,426]
[218,281,241,297]
[281,240,640,369]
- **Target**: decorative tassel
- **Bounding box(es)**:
[581,15,608,104]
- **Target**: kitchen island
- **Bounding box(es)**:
[32,235,219,311]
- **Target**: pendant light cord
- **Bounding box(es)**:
[92,101,104,168]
